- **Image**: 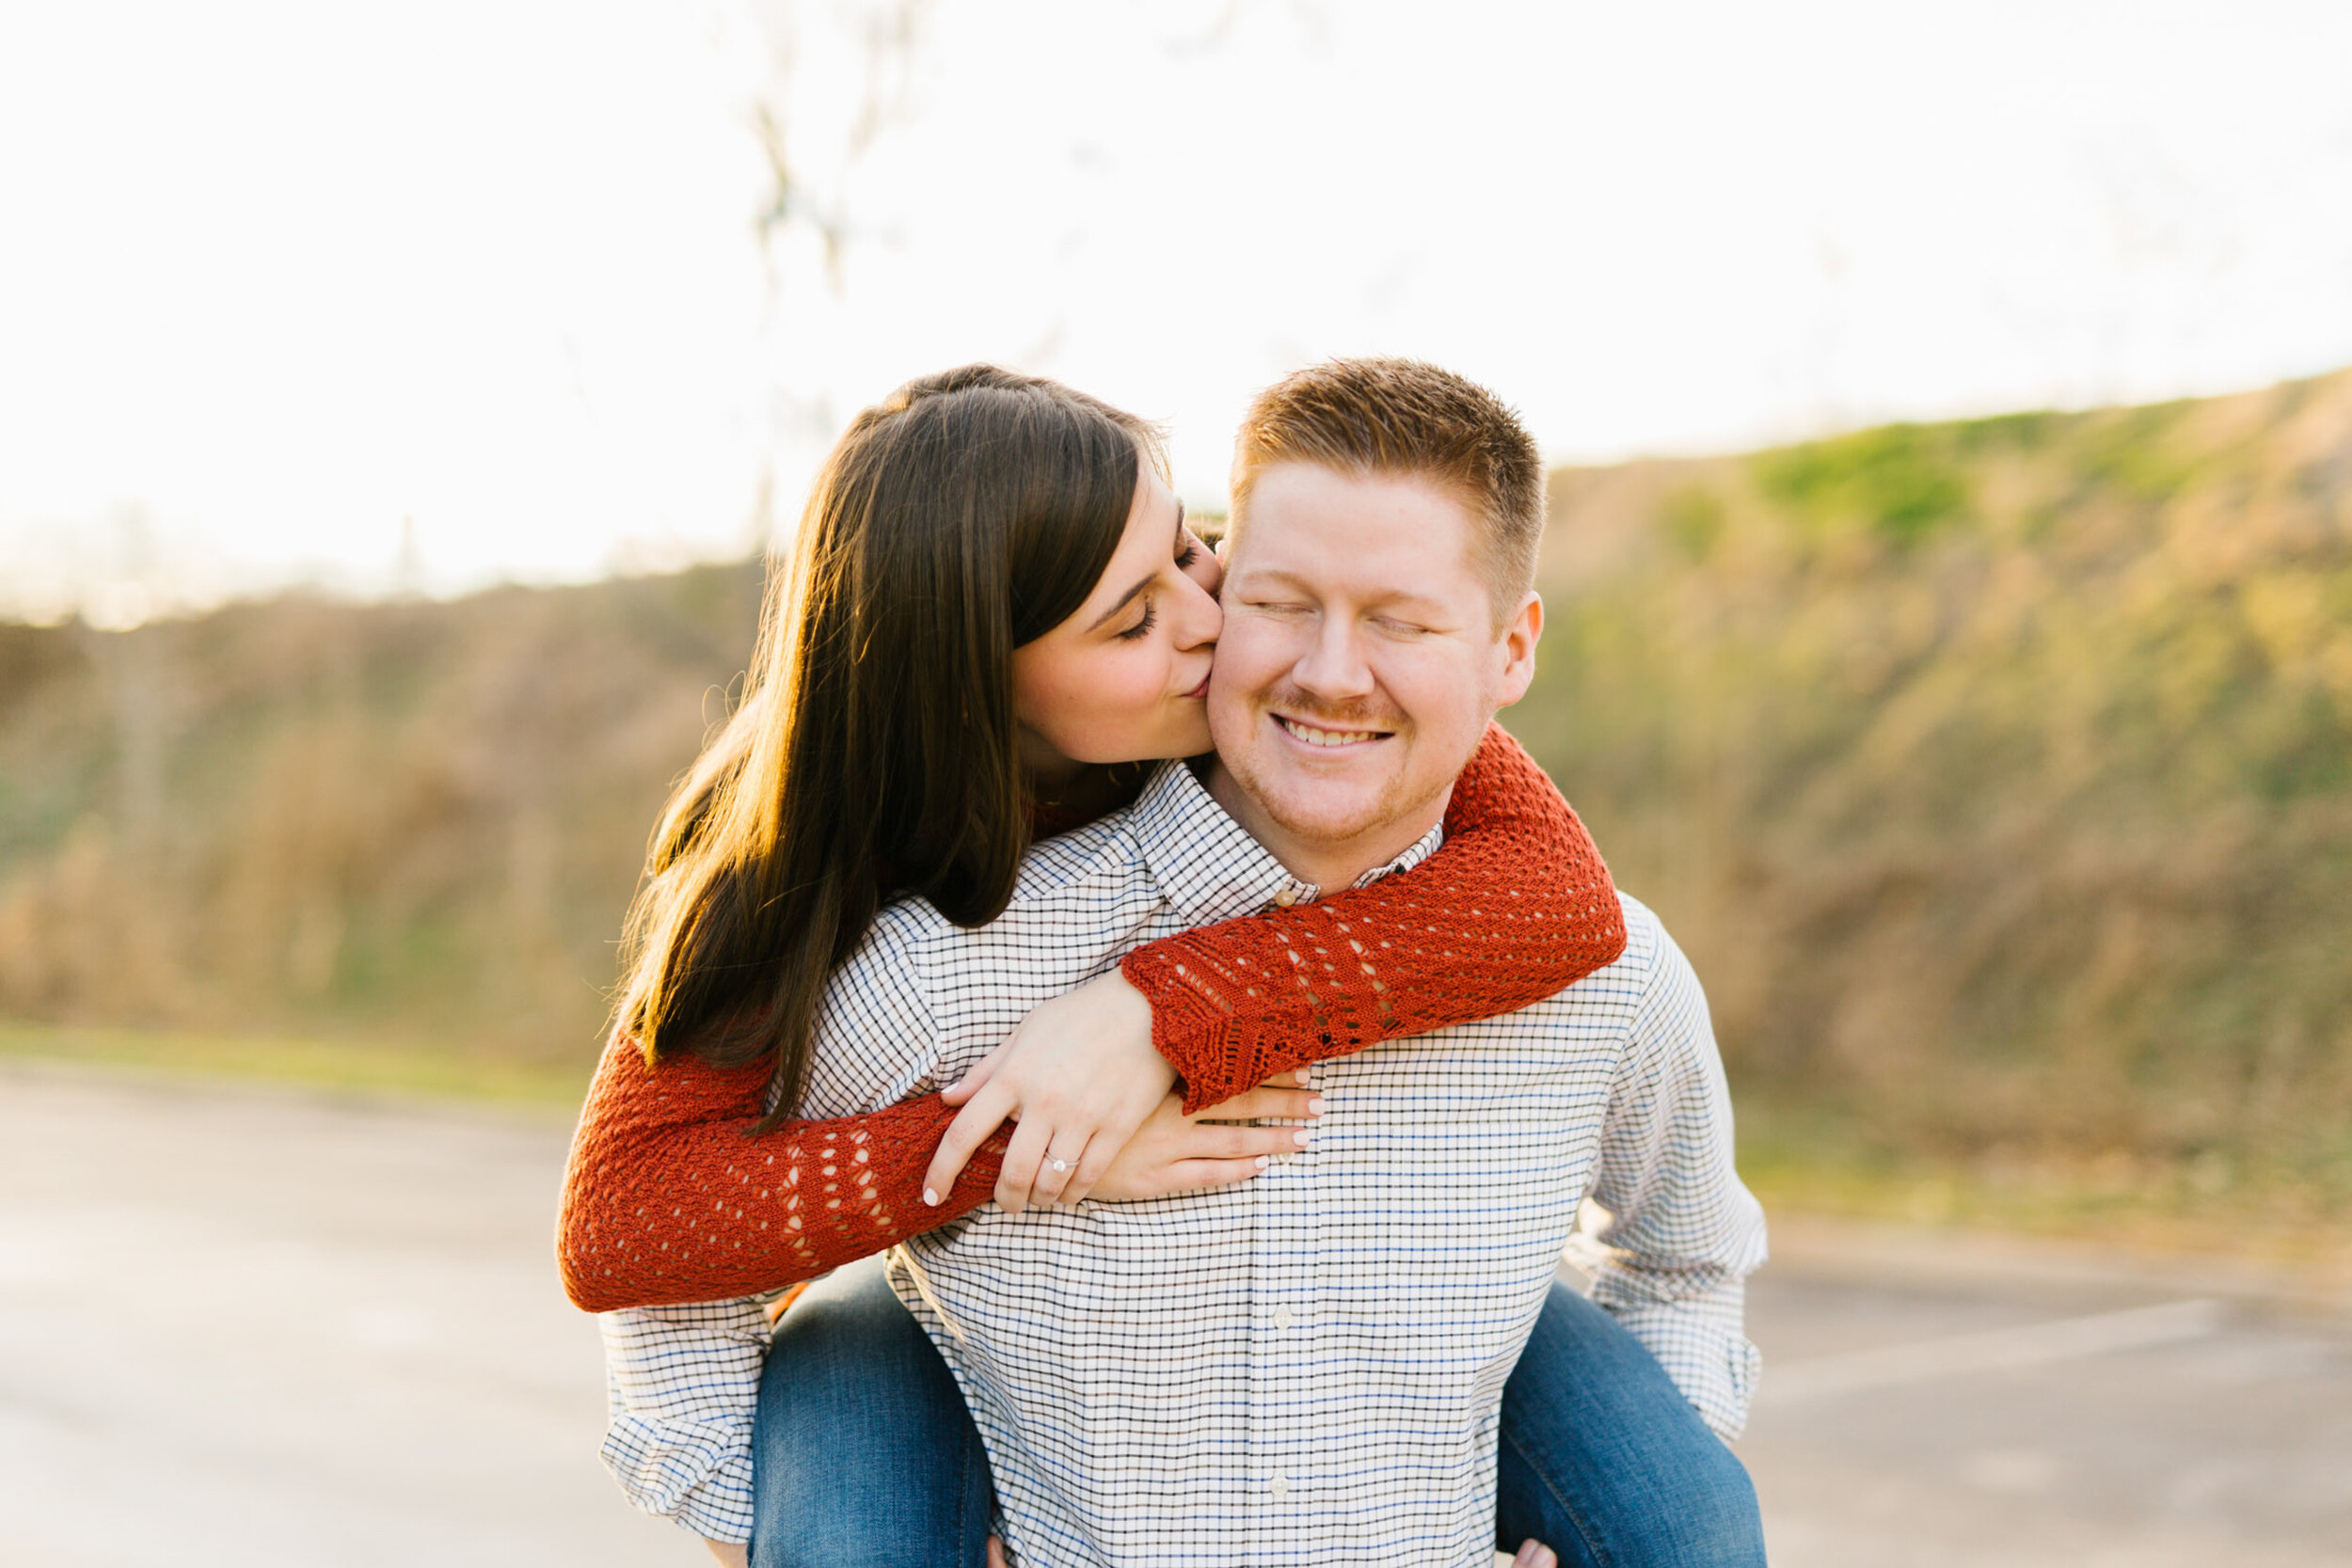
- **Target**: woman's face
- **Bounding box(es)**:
[1011,465,1222,784]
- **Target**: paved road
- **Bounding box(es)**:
[4,1062,2347,1567]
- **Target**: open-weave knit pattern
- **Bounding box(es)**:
[559,1042,1009,1312]
[556,721,1621,1313]
[1126,724,1625,1112]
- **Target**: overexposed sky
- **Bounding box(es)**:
[4,0,2350,623]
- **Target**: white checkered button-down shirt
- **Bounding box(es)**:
[600,758,1765,1559]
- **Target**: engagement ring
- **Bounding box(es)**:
[1048,1158,1071,1172]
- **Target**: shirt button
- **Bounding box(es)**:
[1270,1476,1291,1500]
[1271,886,1299,907]
[1273,1307,1294,1330]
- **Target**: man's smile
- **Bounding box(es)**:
[1272,713,1395,749]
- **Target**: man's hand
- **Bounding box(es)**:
[702,1539,748,1567]
[1510,1539,1559,1568]
[923,970,1175,1213]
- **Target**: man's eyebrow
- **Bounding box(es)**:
[1233,565,1451,617]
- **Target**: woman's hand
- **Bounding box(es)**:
[702,1539,748,1567]
[1086,1081,1320,1202]
[923,970,1178,1213]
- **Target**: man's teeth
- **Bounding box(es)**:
[1277,716,1383,747]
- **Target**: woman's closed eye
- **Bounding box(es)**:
[1113,599,1159,641]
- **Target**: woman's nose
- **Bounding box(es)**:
[1173,568,1222,648]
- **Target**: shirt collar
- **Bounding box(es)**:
[1120,760,1448,924]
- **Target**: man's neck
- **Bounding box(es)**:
[1202,761,1451,895]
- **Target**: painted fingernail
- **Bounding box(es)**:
[1293,1069,1311,1084]
[1307,1097,1326,1116]
[1254,1155,1270,1169]
[922,1188,940,1206]
[1292,1128,1311,1146]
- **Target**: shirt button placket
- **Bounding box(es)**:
[1247,1131,1273,1558]
[1269,1062,1322,1528]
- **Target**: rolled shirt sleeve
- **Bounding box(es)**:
[598,1293,782,1544]
[1581,919,1769,1439]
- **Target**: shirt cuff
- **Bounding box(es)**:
[599,1416,757,1544]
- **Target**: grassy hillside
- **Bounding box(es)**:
[2,372,2345,1237]
[1516,370,2352,1230]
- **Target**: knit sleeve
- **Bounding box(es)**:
[1120,722,1627,1113]
[557,1037,1009,1313]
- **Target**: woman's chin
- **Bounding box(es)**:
[1136,712,1214,763]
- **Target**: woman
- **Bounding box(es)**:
[564,366,1760,1567]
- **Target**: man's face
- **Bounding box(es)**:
[1208,461,1540,863]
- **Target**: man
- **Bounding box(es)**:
[618,359,1766,1565]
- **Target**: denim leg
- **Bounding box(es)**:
[751,1254,994,1568]
[1496,1281,1766,1568]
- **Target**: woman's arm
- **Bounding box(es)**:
[558,1037,1314,1312]
[1126,721,1625,1111]
[557,1037,1008,1313]
[923,723,1627,1206]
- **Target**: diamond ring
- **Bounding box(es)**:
[1048,1158,1072,1173]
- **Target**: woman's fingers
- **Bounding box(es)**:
[1026,1132,1089,1207]
[1059,1127,1121,1208]
[1167,1155,1276,1190]
[1057,1083,1182,1208]
[1185,1121,1309,1160]
[940,1039,1009,1107]
[993,1113,1057,1214]
[1513,1540,1558,1568]
[923,1081,1019,1205]
[1196,1085,1322,1123]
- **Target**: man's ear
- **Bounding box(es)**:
[1493,591,1542,708]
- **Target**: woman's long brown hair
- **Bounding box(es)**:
[612,365,1161,1127]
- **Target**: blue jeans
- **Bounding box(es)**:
[752,1255,1763,1567]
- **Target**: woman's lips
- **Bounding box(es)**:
[1184,673,1212,700]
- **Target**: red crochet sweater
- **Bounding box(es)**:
[558,724,1622,1312]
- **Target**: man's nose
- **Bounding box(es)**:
[1292,617,1375,701]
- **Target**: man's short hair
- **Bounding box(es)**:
[1228,357,1545,626]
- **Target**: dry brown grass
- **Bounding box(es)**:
[0,566,765,1073]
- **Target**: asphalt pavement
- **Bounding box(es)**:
[3,1060,2346,1567]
